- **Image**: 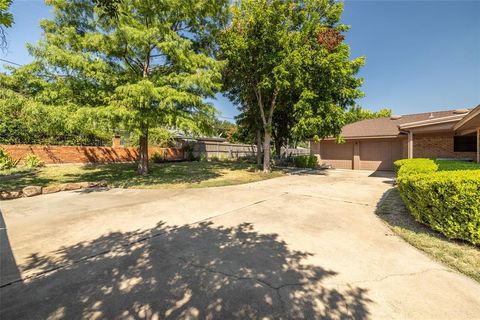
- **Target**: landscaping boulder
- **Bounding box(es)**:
[0,190,23,200]
[88,180,108,188]
[42,185,63,194]
[22,186,42,197]
[61,182,88,191]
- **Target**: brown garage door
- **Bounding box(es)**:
[359,140,403,171]
[320,141,354,169]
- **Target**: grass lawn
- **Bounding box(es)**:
[377,188,480,282]
[0,161,283,191]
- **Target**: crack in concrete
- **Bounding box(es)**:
[324,268,449,288]
[182,258,305,316]
[284,192,373,207]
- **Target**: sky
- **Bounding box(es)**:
[1,0,479,121]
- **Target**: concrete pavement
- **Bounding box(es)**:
[1,169,479,319]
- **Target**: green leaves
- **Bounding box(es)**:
[0,0,13,28]
[396,159,480,245]
[2,0,228,144]
[221,0,365,145]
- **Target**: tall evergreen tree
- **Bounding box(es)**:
[18,0,228,174]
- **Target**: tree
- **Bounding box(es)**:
[0,88,112,145]
[345,105,391,124]
[221,0,364,172]
[13,0,228,175]
[0,0,13,50]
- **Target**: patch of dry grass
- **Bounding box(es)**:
[377,188,480,282]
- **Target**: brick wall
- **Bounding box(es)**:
[0,144,183,165]
[413,133,476,160]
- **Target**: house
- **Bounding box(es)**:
[310,105,480,171]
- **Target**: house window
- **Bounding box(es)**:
[453,135,477,152]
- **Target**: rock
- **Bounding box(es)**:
[22,186,42,197]
[42,185,62,194]
[60,183,85,191]
[78,182,91,188]
[0,190,23,200]
[88,180,108,188]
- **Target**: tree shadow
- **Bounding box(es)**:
[1,221,372,319]
[0,211,21,286]
[1,161,260,192]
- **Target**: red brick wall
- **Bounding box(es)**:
[413,133,476,160]
[0,144,183,164]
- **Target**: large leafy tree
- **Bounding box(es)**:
[221,0,364,172]
[345,105,391,124]
[15,0,228,175]
[0,0,13,49]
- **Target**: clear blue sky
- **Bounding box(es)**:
[2,0,479,121]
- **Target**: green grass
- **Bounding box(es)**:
[377,188,480,282]
[0,161,283,191]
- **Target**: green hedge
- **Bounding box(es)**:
[293,155,317,168]
[395,158,480,245]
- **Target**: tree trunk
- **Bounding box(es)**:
[256,128,262,166]
[262,129,271,173]
[274,137,282,158]
[137,127,149,175]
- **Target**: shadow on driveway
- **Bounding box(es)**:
[1,220,371,319]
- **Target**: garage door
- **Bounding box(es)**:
[320,141,354,169]
[359,140,403,171]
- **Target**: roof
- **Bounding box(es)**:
[338,109,470,139]
[454,105,480,133]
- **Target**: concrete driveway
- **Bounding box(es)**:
[1,169,479,319]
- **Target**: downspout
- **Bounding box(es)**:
[399,129,413,159]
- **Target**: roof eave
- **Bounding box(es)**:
[399,114,465,130]
[453,105,480,131]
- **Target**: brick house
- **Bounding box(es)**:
[310,105,480,171]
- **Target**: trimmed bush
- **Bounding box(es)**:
[395,158,480,245]
[394,158,437,175]
[293,155,317,168]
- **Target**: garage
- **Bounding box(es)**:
[318,140,354,169]
[359,140,404,171]
[316,139,404,171]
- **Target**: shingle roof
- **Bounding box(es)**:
[340,110,465,138]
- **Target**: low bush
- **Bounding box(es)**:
[395,158,480,245]
[293,155,317,168]
[394,158,437,175]
[151,151,165,163]
[0,148,19,170]
[395,158,480,175]
[24,153,45,168]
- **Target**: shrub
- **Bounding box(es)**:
[151,151,165,163]
[23,153,45,168]
[0,149,19,170]
[182,143,197,161]
[394,158,438,176]
[293,155,317,168]
[395,158,480,245]
[394,158,480,176]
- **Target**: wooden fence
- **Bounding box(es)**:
[193,141,258,159]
